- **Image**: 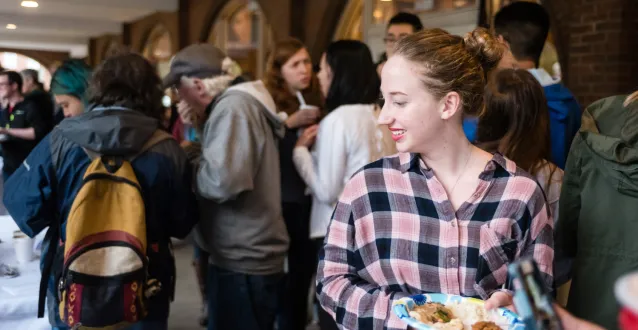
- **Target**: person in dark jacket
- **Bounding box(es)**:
[3,53,199,330]
[494,2,581,169]
[0,71,51,180]
[555,92,638,330]
[21,69,55,133]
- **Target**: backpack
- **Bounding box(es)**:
[38,130,172,329]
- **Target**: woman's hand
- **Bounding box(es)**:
[286,108,320,129]
[296,125,318,148]
[484,291,514,311]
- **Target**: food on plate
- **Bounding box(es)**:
[471,321,501,330]
[408,301,509,330]
[410,303,454,323]
[409,303,463,329]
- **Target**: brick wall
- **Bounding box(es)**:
[545,0,638,107]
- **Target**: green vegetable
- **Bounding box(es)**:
[435,309,450,323]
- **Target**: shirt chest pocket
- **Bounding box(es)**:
[474,221,518,298]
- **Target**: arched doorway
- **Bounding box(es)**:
[142,25,173,79]
[208,0,274,79]
[334,0,364,41]
[0,52,52,90]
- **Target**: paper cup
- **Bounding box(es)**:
[13,231,34,264]
[615,271,638,329]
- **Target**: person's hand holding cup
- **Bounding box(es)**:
[286,105,320,129]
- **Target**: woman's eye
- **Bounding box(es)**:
[393,101,406,107]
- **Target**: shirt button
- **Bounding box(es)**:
[450,257,456,265]
[451,220,456,227]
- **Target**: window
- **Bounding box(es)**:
[208,0,274,79]
[142,25,173,79]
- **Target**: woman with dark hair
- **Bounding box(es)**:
[3,53,198,330]
[263,38,324,330]
[476,68,563,221]
[294,40,396,329]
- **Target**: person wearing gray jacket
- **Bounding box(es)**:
[163,44,289,330]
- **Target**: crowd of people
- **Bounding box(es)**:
[0,1,636,330]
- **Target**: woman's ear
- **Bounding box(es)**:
[439,91,462,120]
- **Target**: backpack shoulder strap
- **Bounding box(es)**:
[132,130,173,161]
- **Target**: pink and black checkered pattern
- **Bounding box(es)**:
[316,153,554,330]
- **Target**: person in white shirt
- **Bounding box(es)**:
[293,39,396,330]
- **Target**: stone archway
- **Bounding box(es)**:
[0,51,54,89]
[333,0,363,41]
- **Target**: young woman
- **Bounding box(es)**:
[263,38,324,330]
[316,28,554,329]
[476,68,563,221]
[294,39,396,330]
[555,91,638,329]
[49,59,92,119]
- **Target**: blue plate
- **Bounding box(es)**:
[393,293,524,329]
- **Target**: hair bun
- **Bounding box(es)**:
[464,27,504,77]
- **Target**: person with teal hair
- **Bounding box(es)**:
[49,59,91,118]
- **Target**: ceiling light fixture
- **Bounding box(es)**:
[6,24,17,30]
[21,1,39,8]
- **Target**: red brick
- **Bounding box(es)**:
[570,45,592,53]
[571,23,595,34]
[571,64,595,74]
[581,12,609,22]
[606,31,623,44]
[581,33,607,43]
[596,21,622,32]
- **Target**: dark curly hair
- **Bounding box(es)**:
[88,53,164,121]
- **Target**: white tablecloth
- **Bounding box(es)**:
[0,215,50,330]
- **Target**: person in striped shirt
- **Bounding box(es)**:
[316,27,554,330]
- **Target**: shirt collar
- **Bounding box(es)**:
[398,151,517,176]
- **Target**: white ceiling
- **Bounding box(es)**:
[0,0,178,58]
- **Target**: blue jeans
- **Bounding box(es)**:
[207,265,283,330]
[53,321,167,330]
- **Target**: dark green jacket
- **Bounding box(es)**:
[556,95,638,330]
